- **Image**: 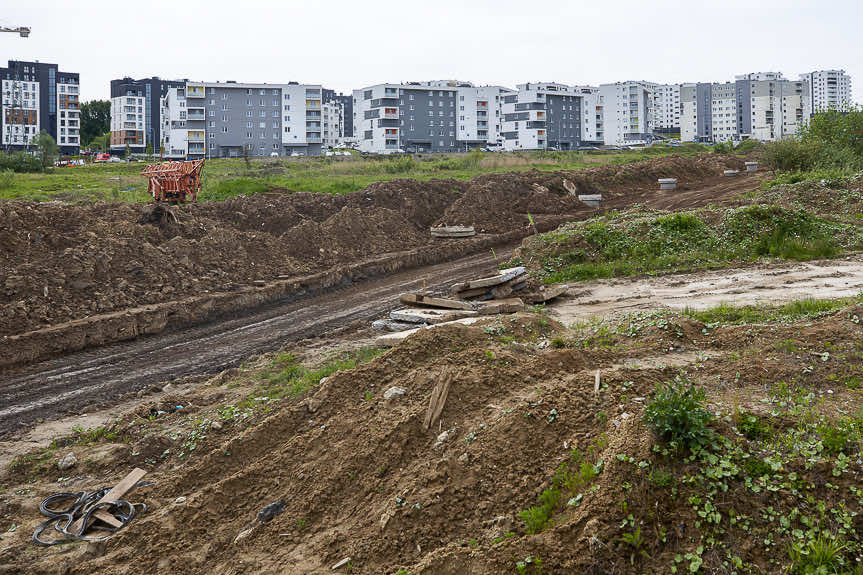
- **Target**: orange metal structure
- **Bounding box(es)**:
[141,159,205,203]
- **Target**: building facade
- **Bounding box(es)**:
[735,72,809,142]
[322,100,343,148]
[500,82,600,151]
[652,84,681,134]
[353,82,462,154]
[598,81,654,145]
[801,70,852,113]
[1,60,80,154]
[110,77,184,155]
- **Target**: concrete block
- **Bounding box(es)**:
[658,178,677,190]
[389,308,477,325]
[745,161,758,172]
[430,226,476,238]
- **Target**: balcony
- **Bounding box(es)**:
[186,87,205,99]
[306,101,321,110]
[187,133,205,143]
[306,133,322,143]
[187,111,205,121]
[382,109,398,119]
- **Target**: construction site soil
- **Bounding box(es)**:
[1,299,861,574]
[0,153,744,348]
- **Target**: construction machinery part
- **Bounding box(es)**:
[141,159,205,204]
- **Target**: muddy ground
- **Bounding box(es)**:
[0,153,744,343]
[0,275,860,574]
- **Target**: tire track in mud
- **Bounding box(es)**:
[0,246,513,436]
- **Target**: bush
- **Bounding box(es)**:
[735,139,763,154]
[644,377,714,448]
[0,151,42,173]
[0,169,14,190]
[381,156,415,174]
[763,107,863,174]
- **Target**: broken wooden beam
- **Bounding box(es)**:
[71,467,147,534]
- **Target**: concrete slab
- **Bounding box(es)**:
[578,194,602,207]
[476,298,525,314]
[658,178,678,190]
[430,226,476,238]
[524,284,569,304]
[389,308,478,325]
[372,319,422,332]
[745,161,759,171]
[399,293,475,310]
[466,266,526,290]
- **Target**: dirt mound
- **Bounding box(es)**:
[0,153,747,339]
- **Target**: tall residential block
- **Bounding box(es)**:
[110,77,184,154]
[652,84,681,134]
[598,81,654,145]
[735,72,809,142]
[0,60,80,154]
[801,70,852,113]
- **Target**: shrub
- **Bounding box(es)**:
[0,151,42,173]
[0,169,14,190]
[518,487,559,534]
[644,377,714,448]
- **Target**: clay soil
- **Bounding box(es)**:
[0,153,745,340]
[1,294,861,574]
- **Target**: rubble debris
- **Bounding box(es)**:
[451,266,526,292]
[745,161,759,172]
[433,427,457,449]
[57,452,78,471]
[383,386,407,399]
[424,369,456,430]
[389,308,477,325]
[475,298,525,314]
[523,284,568,304]
[430,225,476,238]
[562,179,578,196]
[723,169,739,177]
[257,500,286,524]
[658,178,678,190]
[372,318,423,332]
[332,557,352,570]
[578,194,602,207]
[398,293,474,310]
[34,468,150,546]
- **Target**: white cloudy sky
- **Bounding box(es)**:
[2,0,859,103]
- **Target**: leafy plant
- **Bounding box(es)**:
[644,377,714,449]
[788,534,848,574]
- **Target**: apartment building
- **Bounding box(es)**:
[323,90,353,140]
[353,82,461,153]
[735,72,809,141]
[711,82,738,142]
[110,77,184,155]
[450,82,513,149]
[801,70,852,113]
[500,82,601,151]
[576,86,604,144]
[598,81,654,145]
[0,60,80,154]
[652,84,681,134]
[322,100,343,148]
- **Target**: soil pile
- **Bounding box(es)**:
[0,153,745,338]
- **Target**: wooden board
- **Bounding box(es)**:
[71,468,147,534]
[399,293,475,311]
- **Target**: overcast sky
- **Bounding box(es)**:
[2,0,860,103]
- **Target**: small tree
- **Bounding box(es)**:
[159,143,165,160]
[125,142,131,159]
[36,130,58,170]
[146,143,153,156]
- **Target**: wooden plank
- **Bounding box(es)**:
[424,369,454,430]
[71,468,147,534]
[399,293,475,311]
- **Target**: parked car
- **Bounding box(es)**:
[106,156,125,163]
[270,152,279,157]
[93,153,111,163]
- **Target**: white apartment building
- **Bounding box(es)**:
[1,78,40,148]
[160,86,189,159]
[801,70,852,113]
[598,81,655,145]
[451,83,514,149]
[652,84,681,134]
[576,86,604,144]
[711,82,738,142]
[500,82,600,151]
[322,100,343,148]
[736,72,810,141]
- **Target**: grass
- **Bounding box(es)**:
[682,295,863,325]
[524,203,863,284]
[0,145,707,203]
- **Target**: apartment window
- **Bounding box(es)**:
[284,93,291,100]
[460,115,465,121]
[272,89,278,96]
[222,115,228,122]
[284,105,290,111]
[209,133,215,139]
[428,90,434,96]
[459,95,464,101]
[247,99,252,106]
[246,131,252,138]
[246,111,253,117]
[208,99,215,105]
[284,115,290,121]
[221,93,227,100]
[260,99,265,106]
[260,89,266,95]
[272,111,279,118]
[260,110,266,117]
[272,99,278,106]
[260,132,266,138]
[208,110,215,117]
[272,121,278,128]
[428,111,433,117]
[273,133,279,140]
[209,121,215,127]
[247,89,252,95]
[208,88,215,95]
[460,106,464,111]
[409,94,414,101]
[259,122,266,128]
[410,105,415,111]
[247,121,253,128]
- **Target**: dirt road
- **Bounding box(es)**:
[0,246,512,437]
[550,254,863,324]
